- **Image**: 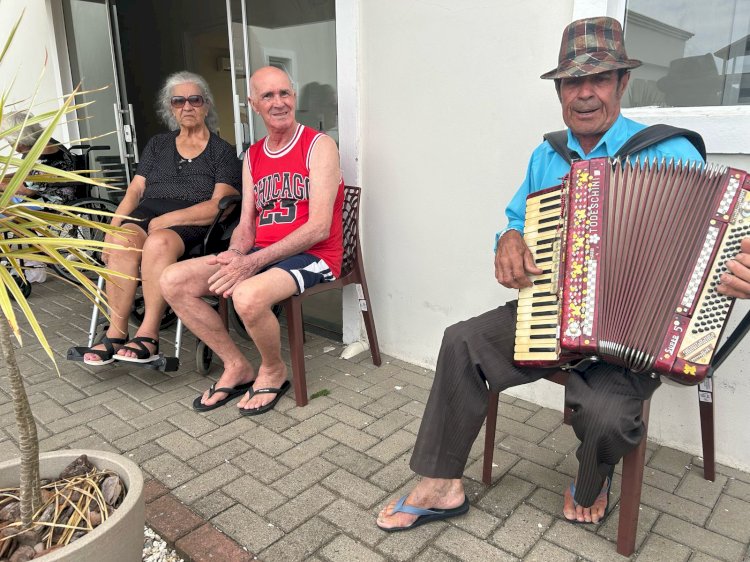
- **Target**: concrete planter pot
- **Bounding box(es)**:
[0,449,144,562]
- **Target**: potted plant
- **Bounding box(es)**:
[0,14,144,561]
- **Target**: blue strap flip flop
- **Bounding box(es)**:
[567,468,614,525]
[377,494,470,532]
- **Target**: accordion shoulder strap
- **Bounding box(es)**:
[614,124,707,161]
[543,125,707,164]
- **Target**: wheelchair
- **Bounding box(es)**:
[67,194,245,372]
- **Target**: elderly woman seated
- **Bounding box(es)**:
[80,70,241,365]
[1,111,77,204]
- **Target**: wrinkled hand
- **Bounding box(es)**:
[207,252,261,297]
[494,229,543,289]
[718,237,750,299]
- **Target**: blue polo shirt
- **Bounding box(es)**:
[495,115,705,249]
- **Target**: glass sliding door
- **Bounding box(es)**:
[228,0,342,336]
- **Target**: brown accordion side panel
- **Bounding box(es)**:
[514,157,750,385]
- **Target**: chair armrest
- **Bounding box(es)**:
[218,194,241,211]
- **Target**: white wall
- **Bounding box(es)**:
[0,0,71,144]
[357,0,750,472]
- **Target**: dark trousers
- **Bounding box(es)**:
[410,301,661,507]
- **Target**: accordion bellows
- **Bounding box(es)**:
[514,157,750,384]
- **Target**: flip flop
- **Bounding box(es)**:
[377,494,470,532]
[566,468,614,525]
[81,335,129,366]
[114,336,159,364]
[192,381,254,412]
[238,380,290,416]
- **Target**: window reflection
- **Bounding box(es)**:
[623,0,750,108]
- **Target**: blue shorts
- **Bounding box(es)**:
[253,249,335,295]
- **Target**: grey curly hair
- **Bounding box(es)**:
[4,110,44,147]
[155,71,219,132]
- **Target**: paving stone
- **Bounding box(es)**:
[648,446,693,478]
[113,420,175,449]
[211,504,283,553]
[282,413,337,443]
[322,468,386,508]
[200,417,255,447]
[525,486,563,518]
[634,534,692,562]
[328,385,377,409]
[320,498,384,547]
[38,425,90,451]
[688,553,726,562]
[320,534,385,562]
[641,464,680,493]
[325,403,377,429]
[231,447,291,484]
[525,408,564,432]
[638,482,711,526]
[64,388,123,414]
[675,470,727,508]
[127,402,185,430]
[143,479,170,504]
[141,385,197,410]
[498,435,565,469]
[146,493,203,543]
[360,390,412,418]
[376,516,449,561]
[277,433,337,469]
[524,540,577,562]
[106,394,150,420]
[363,409,414,438]
[323,443,384,477]
[176,522,255,562]
[509,459,570,496]
[157,429,210,460]
[490,503,554,557]
[88,413,136,441]
[365,429,415,464]
[538,424,579,453]
[322,422,381,452]
[191,490,235,520]
[413,547,460,562]
[706,493,750,543]
[653,513,745,561]
[260,517,339,562]
[240,424,296,456]
[725,478,750,502]
[450,500,500,539]
[67,434,120,452]
[544,519,628,562]
[597,501,659,550]
[464,446,518,484]
[434,526,517,562]
[477,474,535,519]
[222,473,287,514]
[45,404,110,433]
[173,461,243,504]
[368,452,414,492]
[272,457,336,497]
[267,484,337,532]
[143,452,198,488]
[123,442,166,464]
[29,398,70,423]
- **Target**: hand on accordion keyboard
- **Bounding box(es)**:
[494,229,543,289]
[718,237,750,299]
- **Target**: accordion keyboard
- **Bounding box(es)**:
[514,187,565,362]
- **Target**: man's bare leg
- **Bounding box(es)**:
[230,269,298,411]
[376,477,466,530]
[161,256,255,407]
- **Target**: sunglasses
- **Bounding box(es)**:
[170,95,206,108]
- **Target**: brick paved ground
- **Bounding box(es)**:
[2,278,750,561]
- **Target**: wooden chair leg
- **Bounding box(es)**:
[219,297,229,329]
[355,257,381,366]
[698,383,716,481]
[285,297,308,407]
[617,399,651,557]
[483,392,500,485]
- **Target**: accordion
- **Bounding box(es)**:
[513,157,750,385]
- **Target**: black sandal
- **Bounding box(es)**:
[82,335,129,366]
[114,336,160,364]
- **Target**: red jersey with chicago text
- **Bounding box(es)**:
[247,124,344,277]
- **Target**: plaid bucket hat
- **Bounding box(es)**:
[541,16,642,80]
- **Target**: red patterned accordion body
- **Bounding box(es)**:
[513,157,750,384]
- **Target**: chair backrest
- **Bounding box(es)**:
[340,186,361,278]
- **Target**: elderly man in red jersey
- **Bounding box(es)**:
[162,66,344,415]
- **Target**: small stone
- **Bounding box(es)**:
[59,455,95,479]
[9,545,36,562]
[101,476,123,507]
[14,528,41,547]
[0,502,20,522]
[88,510,101,527]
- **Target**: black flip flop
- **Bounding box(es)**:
[377,494,470,532]
[192,381,254,412]
[238,380,290,416]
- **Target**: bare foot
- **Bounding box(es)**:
[237,363,287,411]
[563,478,610,523]
[376,477,465,530]
[198,360,255,407]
